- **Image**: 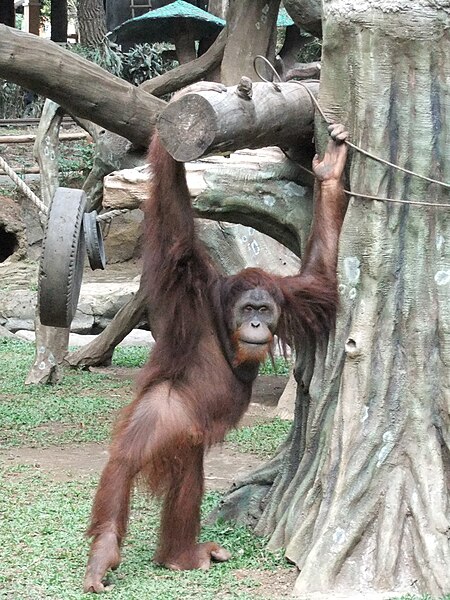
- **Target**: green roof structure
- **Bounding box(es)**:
[109,0,225,45]
[109,2,295,46]
[277,8,295,27]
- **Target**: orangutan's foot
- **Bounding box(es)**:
[83,532,121,593]
[154,541,231,571]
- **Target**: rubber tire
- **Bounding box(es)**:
[39,187,87,328]
[83,210,106,271]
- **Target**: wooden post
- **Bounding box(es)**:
[23,0,40,35]
[25,100,69,385]
[175,27,197,64]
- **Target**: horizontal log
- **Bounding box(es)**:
[0,117,74,125]
[157,80,318,161]
[0,26,166,148]
[0,132,90,144]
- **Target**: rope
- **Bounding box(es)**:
[294,80,450,191]
[0,155,48,216]
[344,190,450,209]
[279,159,450,208]
[0,154,132,222]
[96,208,130,222]
[254,55,450,208]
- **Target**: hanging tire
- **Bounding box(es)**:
[83,210,106,271]
[38,187,87,328]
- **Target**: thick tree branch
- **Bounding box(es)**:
[285,62,321,80]
[0,25,165,147]
[221,0,281,85]
[140,29,227,98]
[66,280,149,368]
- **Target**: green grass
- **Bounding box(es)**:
[112,345,150,368]
[226,419,291,457]
[112,346,291,374]
[0,340,290,455]
[0,466,289,600]
[0,339,131,449]
[0,339,296,598]
[391,597,450,600]
[1,467,448,600]
[2,341,450,598]
[259,356,291,376]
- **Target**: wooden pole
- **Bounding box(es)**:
[0,132,90,144]
[23,0,40,35]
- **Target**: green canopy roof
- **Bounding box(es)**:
[109,1,225,44]
[277,8,294,27]
[130,0,225,26]
[109,2,294,45]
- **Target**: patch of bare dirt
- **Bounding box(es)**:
[0,441,265,488]
[228,567,298,598]
[0,375,288,487]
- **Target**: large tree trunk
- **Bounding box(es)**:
[208,0,228,19]
[77,0,107,47]
[217,1,450,596]
[221,0,281,85]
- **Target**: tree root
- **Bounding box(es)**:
[65,278,148,368]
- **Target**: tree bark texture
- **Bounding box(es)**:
[102,149,314,255]
[218,1,450,596]
[0,26,165,148]
[208,0,228,19]
[82,131,139,212]
[157,81,317,161]
[221,0,281,85]
[77,0,107,47]
[193,158,313,257]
